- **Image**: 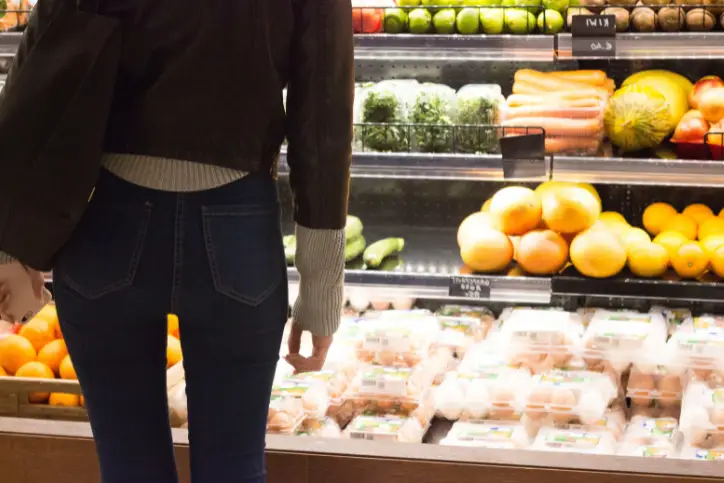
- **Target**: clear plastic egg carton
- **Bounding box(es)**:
[270,378,330,421]
[439,421,532,449]
[354,310,440,368]
[627,366,686,411]
[522,369,619,426]
[434,368,531,422]
[346,287,416,312]
[267,396,306,434]
[617,416,682,458]
[345,364,436,416]
[433,305,496,358]
[296,417,342,438]
[581,310,668,373]
[496,308,584,374]
[343,414,428,443]
[531,427,616,454]
[526,404,627,443]
[679,445,724,461]
[665,315,724,372]
[650,306,692,337]
[679,379,724,449]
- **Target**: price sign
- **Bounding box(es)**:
[449,276,492,300]
[500,133,546,179]
[572,38,617,58]
[571,15,616,37]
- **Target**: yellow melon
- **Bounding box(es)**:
[570,228,627,278]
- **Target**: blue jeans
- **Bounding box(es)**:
[53,170,288,483]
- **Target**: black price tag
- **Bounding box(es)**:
[571,38,616,58]
[500,133,546,179]
[449,276,492,300]
[571,15,616,37]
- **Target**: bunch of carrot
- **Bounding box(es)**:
[502,69,615,155]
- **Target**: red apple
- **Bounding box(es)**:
[352,8,383,33]
[698,87,724,123]
[690,75,724,109]
[672,109,709,143]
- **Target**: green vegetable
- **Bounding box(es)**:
[345,216,364,241]
[283,235,296,247]
[384,8,408,33]
[285,236,296,265]
[363,238,405,268]
[455,85,504,154]
[359,91,410,152]
[379,256,405,272]
[345,236,367,263]
[410,85,456,153]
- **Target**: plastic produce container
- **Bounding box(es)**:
[434,368,531,421]
[343,414,427,443]
[617,416,682,458]
[627,366,686,410]
[267,396,306,434]
[271,379,330,421]
[433,305,495,358]
[531,427,616,454]
[440,421,532,449]
[666,315,724,372]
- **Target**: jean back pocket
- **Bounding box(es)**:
[202,204,285,306]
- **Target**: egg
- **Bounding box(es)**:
[371,300,391,311]
[710,408,724,428]
[525,387,552,421]
[465,384,491,420]
[657,374,683,407]
[550,389,577,424]
[376,350,397,366]
[268,412,294,431]
[488,387,516,420]
[403,351,422,367]
[348,291,370,312]
[628,372,655,406]
[392,298,415,310]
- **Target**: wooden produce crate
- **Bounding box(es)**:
[0,361,185,421]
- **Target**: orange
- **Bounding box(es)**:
[167,314,180,339]
[569,228,627,278]
[643,202,678,236]
[671,241,709,279]
[32,305,61,339]
[80,395,85,407]
[15,361,55,404]
[167,335,183,368]
[661,214,697,240]
[37,339,68,376]
[719,207,724,218]
[18,320,56,353]
[653,231,689,261]
[699,217,724,241]
[516,230,569,275]
[0,335,37,375]
[576,183,602,209]
[599,211,628,227]
[542,186,600,234]
[59,355,78,380]
[460,228,514,273]
[627,242,669,278]
[0,366,6,377]
[710,245,724,278]
[457,212,493,247]
[48,393,82,407]
[490,186,542,236]
[683,204,715,225]
[619,227,651,251]
[702,235,724,259]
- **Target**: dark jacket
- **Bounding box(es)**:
[10,0,354,230]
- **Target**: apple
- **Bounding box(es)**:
[353,8,383,33]
[671,109,709,143]
[689,75,724,109]
[698,87,724,123]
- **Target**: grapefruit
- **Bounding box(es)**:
[599,211,628,227]
[569,228,626,278]
[49,393,82,408]
[672,241,708,279]
[37,339,68,376]
[59,355,78,380]
[516,230,569,275]
[460,228,514,273]
[15,361,55,404]
[457,212,493,247]
[643,202,678,236]
[620,227,651,251]
[489,186,542,236]
[653,231,689,261]
[542,186,600,234]
[18,320,56,353]
[627,242,669,278]
[0,335,36,375]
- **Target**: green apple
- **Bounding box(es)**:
[434,8,458,33]
[384,8,409,33]
[505,8,537,33]
[480,7,506,33]
[456,7,481,33]
[396,0,421,5]
[542,0,569,12]
[408,7,433,33]
[537,9,564,32]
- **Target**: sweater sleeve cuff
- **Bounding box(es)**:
[291,225,345,337]
[0,252,16,265]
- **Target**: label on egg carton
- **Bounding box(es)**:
[272,380,314,398]
[543,431,601,450]
[363,327,413,353]
[348,415,405,441]
[632,418,679,441]
[452,424,515,445]
[694,449,724,461]
[693,317,724,331]
[438,316,480,336]
[677,333,724,358]
[590,319,650,350]
[635,445,674,458]
[359,367,411,397]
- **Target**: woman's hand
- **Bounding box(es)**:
[285,322,333,374]
[0,282,11,321]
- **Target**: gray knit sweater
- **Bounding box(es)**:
[0,154,345,337]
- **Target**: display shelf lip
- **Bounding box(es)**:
[2,417,720,479]
[552,155,724,187]
[354,33,555,61]
[558,32,724,59]
[0,32,21,57]
[278,150,551,181]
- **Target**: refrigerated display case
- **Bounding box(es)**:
[4,3,724,483]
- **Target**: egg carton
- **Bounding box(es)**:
[522,370,619,426]
[434,305,496,357]
[649,305,692,337]
[439,421,532,449]
[267,396,306,435]
[664,316,724,371]
[343,414,428,443]
[434,367,531,422]
[522,404,627,442]
[295,417,342,438]
[627,366,686,409]
[531,427,616,455]
[621,416,682,451]
[679,444,724,461]
[270,378,330,421]
[679,379,724,449]
[617,441,681,458]
[345,364,435,415]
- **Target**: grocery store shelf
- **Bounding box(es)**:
[0,33,19,57]
[287,225,552,304]
[354,34,555,61]
[554,267,724,302]
[552,156,724,187]
[558,32,724,60]
[279,151,550,181]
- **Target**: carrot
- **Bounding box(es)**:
[504,104,603,120]
[603,78,616,94]
[515,69,610,99]
[506,94,604,109]
[512,82,610,101]
[549,70,609,87]
[512,80,547,95]
[502,117,603,137]
[544,137,601,154]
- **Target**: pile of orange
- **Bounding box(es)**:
[0,308,183,406]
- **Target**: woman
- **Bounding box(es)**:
[0,1,354,482]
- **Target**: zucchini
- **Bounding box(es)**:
[363,238,405,268]
[345,235,367,263]
[345,216,363,241]
[283,234,296,247]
